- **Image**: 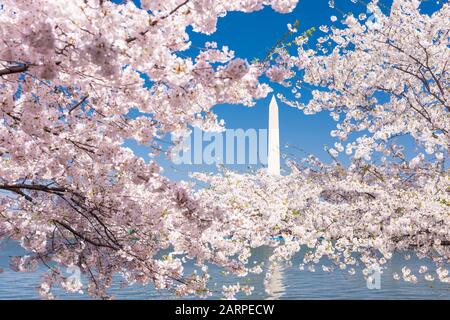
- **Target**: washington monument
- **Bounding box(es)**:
[267,95,280,176]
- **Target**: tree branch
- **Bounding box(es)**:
[126,0,190,43]
[68,95,89,114]
[0,64,29,76]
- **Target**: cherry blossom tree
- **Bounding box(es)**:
[194,157,449,296]
[0,0,298,298]
[1,0,449,300]
[275,0,449,161]
[196,0,449,296]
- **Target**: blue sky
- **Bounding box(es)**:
[127,0,446,181]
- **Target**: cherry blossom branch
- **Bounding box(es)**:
[0,64,29,76]
[0,184,65,196]
[126,0,191,43]
[68,95,89,114]
[52,219,117,250]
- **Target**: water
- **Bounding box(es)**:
[0,241,448,299]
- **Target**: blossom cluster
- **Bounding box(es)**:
[0,0,298,299]
[193,157,450,297]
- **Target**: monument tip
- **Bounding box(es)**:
[268,93,280,176]
[270,94,277,104]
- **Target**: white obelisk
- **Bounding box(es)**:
[266,95,285,299]
[268,95,280,176]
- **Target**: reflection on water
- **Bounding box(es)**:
[0,241,448,300]
[265,264,285,300]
